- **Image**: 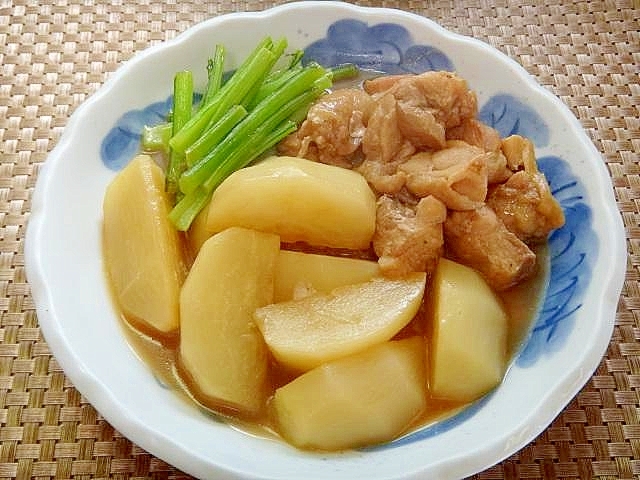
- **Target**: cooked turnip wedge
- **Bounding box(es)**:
[272,337,427,451]
[274,250,380,302]
[103,154,186,335]
[205,155,377,250]
[179,227,280,417]
[254,272,426,371]
[430,258,508,402]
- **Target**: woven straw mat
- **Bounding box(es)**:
[0,1,638,479]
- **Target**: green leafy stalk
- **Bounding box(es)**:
[263,49,304,84]
[167,186,212,232]
[203,46,278,127]
[248,66,302,109]
[178,63,327,195]
[287,49,304,70]
[184,104,247,167]
[238,37,289,111]
[202,119,298,192]
[165,70,193,194]
[168,37,276,154]
[329,63,359,82]
[141,122,172,152]
[201,44,225,107]
[253,62,357,110]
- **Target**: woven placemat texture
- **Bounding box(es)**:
[1,0,638,478]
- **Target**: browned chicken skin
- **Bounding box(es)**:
[400,141,489,211]
[362,92,415,164]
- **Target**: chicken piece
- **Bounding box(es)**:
[373,195,447,277]
[358,92,415,194]
[277,89,375,168]
[362,74,414,95]
[447,119,512,183]
[444,206,537,291]
[447,118,502,153]
[385,71,478,150]
[362,92,415,164]
[391,71,478,128]
[395,97,447,150]
[488,135,566,243]
[483,151,512,185]
[357,157,407,195]
[399,142,488,210]
[487,145,565,244]
[500,134,534,172]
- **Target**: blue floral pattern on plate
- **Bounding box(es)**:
[517,157,596,366]
[100,18,595,447]
[478,94,550,148]
[101,97,172,171]
[303,19,453,73]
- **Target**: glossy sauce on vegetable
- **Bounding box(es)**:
[117,242,548,445]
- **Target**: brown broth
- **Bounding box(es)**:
[499,243,549,358]
[116,242,549,449]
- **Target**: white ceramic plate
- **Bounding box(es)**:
[25,2,626,479]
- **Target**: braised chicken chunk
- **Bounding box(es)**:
[399,141,489,211]
[277,88,375,168]
[362,74,414,95]
[447,118,501,154]
[488,136,565,244]
[444,206,537,291]
[361,92,415,164]
[447,119,512,183]
[356,156,407,195]
[371,71,478,150]
[373,195,447,278]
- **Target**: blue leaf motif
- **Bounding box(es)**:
[403,44,453,72]
[101,97,173,170]
[516,156,596,366]
[478,94,550,148]
[303,19,453,73]
[100,94,206,171]
[101,127,142,172]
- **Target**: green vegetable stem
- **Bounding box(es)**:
[141,123,172,152]
[165,70,193,195]
[142,36,359,231]
[201,44,225,107]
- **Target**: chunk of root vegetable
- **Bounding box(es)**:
[254,272,426,372]
[274,250,380,302]
[179,227,280,417]
[272,337,428,451]
[205,155,377,250]
[103,154,186,335]
[429,258,508,402]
